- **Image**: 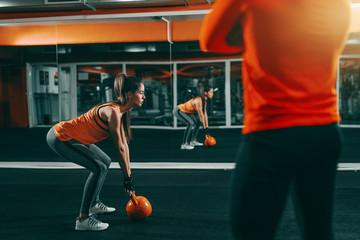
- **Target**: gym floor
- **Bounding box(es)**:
[1,127,360,240]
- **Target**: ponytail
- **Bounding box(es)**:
[200,83,213,113]
[114,73,143,143]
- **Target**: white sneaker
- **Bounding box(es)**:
[181,143,194,150]
[190,140,204,147]
[75,215,109,231]
[90,201,116,215]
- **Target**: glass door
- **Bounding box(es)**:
[58,64,77,122]
[27,63,59,126]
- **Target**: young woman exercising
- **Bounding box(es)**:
[174,84,214,150]
[46,73,145,231]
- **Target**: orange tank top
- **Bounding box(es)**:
[200,0,351,134]
[178,97,202,114]
[54,102,121,145]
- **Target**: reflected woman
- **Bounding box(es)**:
[46,73,145,231]
[174,84,214,150]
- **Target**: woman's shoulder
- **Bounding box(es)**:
[97,102,123,119]
[96,101,120,110]
[105,102,122,113]
[193,96,203,104]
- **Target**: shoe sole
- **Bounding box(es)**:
[75,224,109,231]
[75,227,109,231]
[89,210,116,215]
[181,145,194,150]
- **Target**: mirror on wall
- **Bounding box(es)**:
[175,62,226,126]
[339,58,360,125]
[0,46,38,127]
[29,62,59,126]
[21,11,360,129]
[53,15,175,127]
[25,24,58,127]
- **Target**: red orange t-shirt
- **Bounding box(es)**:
[200,0,351,134]
[54,102,121,145]
[178,97,202,114]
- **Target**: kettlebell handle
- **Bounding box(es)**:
[130,192,139,205]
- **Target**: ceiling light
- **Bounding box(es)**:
[346,39,360,45]
[125,45,147,52]
[352,3,360,9]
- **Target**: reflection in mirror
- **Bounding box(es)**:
[30,63,59,125]
[339,58,360,125]
[48,12,247,129]
[76,64,123,116]
[0,46,42,127]
[26,43,58,127]
[230,61,244,126]
[127,64,173,126]
[2,7,357,129]
[68,62,173,127]
[177,62,226,126]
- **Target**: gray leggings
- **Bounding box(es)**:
[46,126,111,215]
[173,106,200,144]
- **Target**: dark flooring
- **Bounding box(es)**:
[1,127,360,239]
[1,169,360,240]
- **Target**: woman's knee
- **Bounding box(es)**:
[98,161,109,173]
[89,145,111,168]
[90,161,108,177]
[102,156,111,168]
[188,121,195,128]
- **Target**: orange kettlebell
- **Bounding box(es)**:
[126,193,152,221]
[204,135,216,147]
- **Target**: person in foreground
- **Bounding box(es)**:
[174,84,214,150]
[46,73,145,231]
[200,0,351,239]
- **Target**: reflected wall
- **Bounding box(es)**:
[21,19,359,129]
[230,61,244,126]
[76,64,123,116]
[339,58,360,125]
[27,55,360,128]
[177,62,225,126]
[29,63,58,125]
[127,64,173,126]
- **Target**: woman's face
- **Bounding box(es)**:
[130,83,146,107]
[206,88,214,99]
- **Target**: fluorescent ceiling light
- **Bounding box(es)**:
[125,45,147,52]
[346,39,360,45]
[352,3,360,9]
